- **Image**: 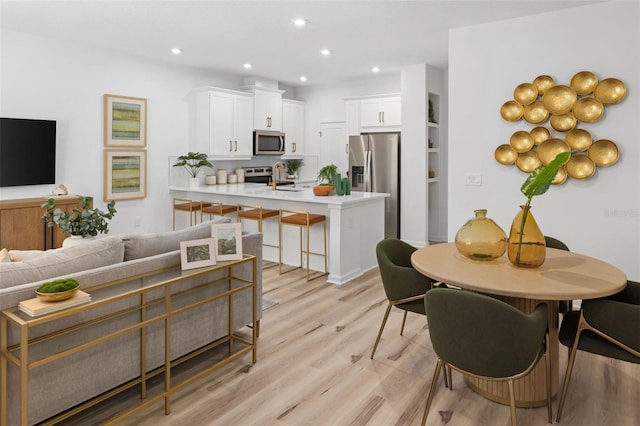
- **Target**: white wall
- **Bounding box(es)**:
[0,29,241,234]
[296,76,401,158]
[448,2,640,280]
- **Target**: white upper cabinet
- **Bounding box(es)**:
[359,95,401,130]
[282,99,305,158]
[185,87,253,159]
[346,94,402,134]
[253,88,283,131]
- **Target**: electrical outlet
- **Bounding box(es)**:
[464,173,482,186]
[134,217,141,227]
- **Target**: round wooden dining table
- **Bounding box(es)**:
[411,242,627,407]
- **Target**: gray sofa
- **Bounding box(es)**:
[0,219,262,425]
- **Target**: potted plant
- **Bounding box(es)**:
[314,163,338,196]
[285,159,303,179]
[41,196,117,246]
[173,152,213,188]
[507,151,570,267]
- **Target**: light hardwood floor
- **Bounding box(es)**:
[63,264,639,426]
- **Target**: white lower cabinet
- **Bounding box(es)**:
[282,99,305,157]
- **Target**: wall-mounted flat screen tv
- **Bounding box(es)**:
[0,118,56,187]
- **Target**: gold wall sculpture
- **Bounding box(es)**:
[496,71,626,183]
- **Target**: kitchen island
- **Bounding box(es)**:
[170,183,389,285]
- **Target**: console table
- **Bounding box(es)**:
[0,255,257,426]
[0,196,85,250]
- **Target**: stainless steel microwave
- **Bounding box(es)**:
[253,130,285,155]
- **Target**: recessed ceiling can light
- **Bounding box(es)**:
[372,66,380,73]
[321,49,331,56]
[243,63,252,69]
[293,18,306,27]
[171,48,182,55]
[300,76,308,82]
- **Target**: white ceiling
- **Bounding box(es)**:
[1,0,604,87]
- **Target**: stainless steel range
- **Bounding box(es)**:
[243,166,294,186]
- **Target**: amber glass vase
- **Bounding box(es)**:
[455,209,507,261]
[507,205,546,268]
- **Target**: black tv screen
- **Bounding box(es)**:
[0,118,56,187]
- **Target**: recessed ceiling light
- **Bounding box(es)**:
[372,66,380,73]
[243,63,252,69]
[293,18,306,27]
[300,76,308,82]
[171,48,182,55]
[321,49,331,56]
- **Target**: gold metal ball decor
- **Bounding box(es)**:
[497,71,626,183]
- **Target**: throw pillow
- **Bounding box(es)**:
[0,248,10,263]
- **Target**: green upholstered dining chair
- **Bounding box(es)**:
[555,280,640,422]
[422,288,552,426]
[545,236,572,313]
[371,239,436,359]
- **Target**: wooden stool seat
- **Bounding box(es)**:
[202,202,237,220]
[279,209,328,282]
[173,198,210,230]
[238,205,280,269]
[238,207,279,221]
[279,213,326,227]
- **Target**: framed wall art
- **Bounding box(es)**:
[211,222,243,261]
[104,94,147,147]
[103,149,147,201]
[180,238,216,270]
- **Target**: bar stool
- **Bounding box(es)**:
[279,209,328,282]
[201,202,237,222]
[237,204,280,269]
[173,198,211,230]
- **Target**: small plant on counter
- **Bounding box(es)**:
[41,196,117,237]
[173,152,213,178]
[285,159,304,177]
[317,163,338,186]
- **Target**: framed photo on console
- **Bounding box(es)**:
[104,94,147,147]
[211,222,243,261]
[180,238,216,270]
[103,149,147,201]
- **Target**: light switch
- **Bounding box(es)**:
[464,173,482,186]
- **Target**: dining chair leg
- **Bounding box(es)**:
[421,358,443,426]
[370,303,393,359]
[400,310,408,336]
[508,379,517,426]
[544,353,552,424]
[556,327,583,421]
[446,363,452,390]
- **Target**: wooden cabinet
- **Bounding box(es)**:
[253,88,283,131]
[0,197,84,250]
[282,99,305,158]
[359,95,401,130]
[186,87,254,159]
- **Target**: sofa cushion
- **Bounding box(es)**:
[9,249,46,262]
[0,236,125,289]
[122,218,231,261]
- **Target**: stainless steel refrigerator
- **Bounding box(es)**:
[349,133,400,239]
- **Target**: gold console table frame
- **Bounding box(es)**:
[1,255,257,426]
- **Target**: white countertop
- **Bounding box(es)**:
[170,183,389,206]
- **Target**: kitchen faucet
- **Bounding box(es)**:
[272,161,285,190]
